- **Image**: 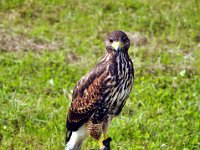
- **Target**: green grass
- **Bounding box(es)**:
[0,0,199,149]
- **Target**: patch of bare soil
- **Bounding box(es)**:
[126,32,148,47]
[0,27,61,52]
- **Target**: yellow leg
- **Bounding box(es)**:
[98,138,104,148]
[103,133,108,140]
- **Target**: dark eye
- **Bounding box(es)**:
[109,39,113,43]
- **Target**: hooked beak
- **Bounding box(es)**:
[111,41,122,53]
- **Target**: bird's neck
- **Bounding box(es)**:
[99,51,129,66]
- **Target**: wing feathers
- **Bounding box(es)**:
[67,62,109,131]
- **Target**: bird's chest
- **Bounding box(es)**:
[107,55,133,114]
[109,75,132,114]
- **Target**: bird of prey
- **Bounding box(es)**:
[66,30,134,150]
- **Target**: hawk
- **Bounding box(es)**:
[66,30,134,150]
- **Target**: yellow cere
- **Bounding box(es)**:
[111,41,122,50]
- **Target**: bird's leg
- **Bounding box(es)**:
[98,138,104,149]
[103,132,108,140]
[102,123,108,140]
[102,116,112,140]
[99,117,112,150]
[87,120,104,149]
[87,119,112,149]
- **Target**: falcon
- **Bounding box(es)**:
[66,30,134,150]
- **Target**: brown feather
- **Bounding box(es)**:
[66,31,134,143]
[67,61,109,131]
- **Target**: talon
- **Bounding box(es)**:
[102,137,112,149]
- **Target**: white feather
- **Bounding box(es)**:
[65,124,88,150]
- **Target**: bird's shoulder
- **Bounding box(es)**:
[72,62,109,100]
[67,57,115,131]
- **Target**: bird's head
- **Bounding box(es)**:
[105,30,130,54]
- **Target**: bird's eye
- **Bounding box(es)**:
[109,39,113,43]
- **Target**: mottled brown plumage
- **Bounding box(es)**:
[66,30,134,150]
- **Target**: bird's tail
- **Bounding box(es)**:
[66,130,78,150]
[65,130,83,150]
[65,124,87,150]
[66,129,72,143]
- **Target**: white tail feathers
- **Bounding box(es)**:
[65,124,87,150]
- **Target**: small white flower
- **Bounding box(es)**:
[180,70,186,77]
[49,79,54,86]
